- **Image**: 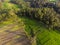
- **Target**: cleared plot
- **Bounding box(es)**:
[0,23,31,45]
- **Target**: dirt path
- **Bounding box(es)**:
[0,24,31,45]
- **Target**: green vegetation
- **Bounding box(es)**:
[19,16,60,45]
[0,0,60,45]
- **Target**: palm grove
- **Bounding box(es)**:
[10,0,60,30]
[0,0,60,30]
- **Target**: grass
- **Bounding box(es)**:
[19,16,60,45]
[3,2,19,10]
[0,20,14,28]
[0,15,60,45]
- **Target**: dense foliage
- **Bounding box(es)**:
[0,0,60,29]
[17,8,60,30]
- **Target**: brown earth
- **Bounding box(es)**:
[0,24,31,45]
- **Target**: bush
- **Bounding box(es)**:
[17,7,60,29]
